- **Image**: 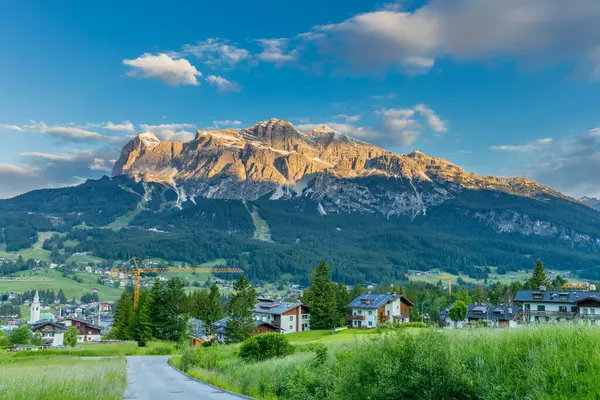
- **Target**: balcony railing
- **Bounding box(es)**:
[346,315,365,321]
[526,310,600,319]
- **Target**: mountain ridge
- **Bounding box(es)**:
[112,118,571,214]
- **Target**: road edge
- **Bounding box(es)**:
[167,358,256,400]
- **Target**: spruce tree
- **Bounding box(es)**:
[206,283,223,329]
[308,260,337,329]
[225,275,257,343]
[528,260,547,290]
[133,290,152,347]
[111,291,134,340]
[335,282,351,326]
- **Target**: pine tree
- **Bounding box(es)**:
[149,278,166,339]
[528,260,547,290]
[225,275,257,343]
[206,283,223,329]
[133,290,152,347]
[455,286,473,304]
[111,291,134,340]
[308,260,338,330]
[474,285,485,304]
[334,282,351,326]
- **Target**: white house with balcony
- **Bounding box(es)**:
[253,299,310,334]
[346,293,414,329]
[514,290,600,323]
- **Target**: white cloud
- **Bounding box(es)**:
[520,128,600,197]
[182,38,250,67]
[0,124,24,132]
[256,39,297,64]
[372,92,396,100]
[491,138,554,152]
[103,121,135,132]
[211,120,242,129]
[139,123,196,142]
[38,123,123,143]
[334,114,362,123]
[21,152,77,162]
[89,158,112,172]
[0,164,37,176]
[295,1,600,76]
[297,122,378,140]
[0,146,122,199]
[414,104,447,133]
[205,75,241,93]
[123,53,202,86]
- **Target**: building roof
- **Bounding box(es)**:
[441,303,520,322]
[61,316,102,331]
[254,301,304,315]
[212,317,281,334]
[30,321,66,332]
[514,290,600,304]
[348,293,414,309]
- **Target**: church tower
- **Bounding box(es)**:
[30,291,41,324]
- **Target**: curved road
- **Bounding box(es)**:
[125,356,247,400]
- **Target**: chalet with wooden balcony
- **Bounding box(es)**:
[347,293,414,329]
[253,299,310,334]
[514,289,600,323]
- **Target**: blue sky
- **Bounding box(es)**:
[1,0,599,198]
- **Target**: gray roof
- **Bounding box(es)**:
[30,321,67,332]
[513,290,600,303]
[254,301,303,315]
[348,294,404,309]
[212,316,281,334]
[441,304,520,322]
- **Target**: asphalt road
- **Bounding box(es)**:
[125,356,246,400]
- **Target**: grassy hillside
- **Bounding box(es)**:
[0,231,54,261]
[1,270,123,301]
[174,325,600,399]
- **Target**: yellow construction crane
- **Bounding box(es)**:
[435,275,453,296]
[112,257,243,308]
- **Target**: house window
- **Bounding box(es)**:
[559,306,567,313]
[537,305,545,312]
[571,306,578,313]
[358,310,362,315]
[591,309,596,315]
[289,325,293,330]
[582,308,589,314]
[289,316,293,321]
[354,321,358,326]
[368,310,372,316]
[368,321,372,327]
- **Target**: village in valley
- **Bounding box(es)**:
[2,254,599,349]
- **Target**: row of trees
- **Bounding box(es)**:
[110,278,188,345]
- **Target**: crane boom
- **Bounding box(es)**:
[118,257,243,308]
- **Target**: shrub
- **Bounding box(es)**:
[239,333,294,362]
[147,345,172,355]
[398,322,426,329]
[310,344,328,368]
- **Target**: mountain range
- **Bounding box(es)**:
[2,119,600,283]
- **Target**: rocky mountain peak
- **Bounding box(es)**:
[112,118,573,208]
[241,118,301,140]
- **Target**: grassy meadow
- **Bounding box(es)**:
[9,341,181,358]
[0,355,126,400]
[173,324,600,400]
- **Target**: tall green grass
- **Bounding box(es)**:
[10,340,180,358]
[176,325,600,399]
[0,356,126,400]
